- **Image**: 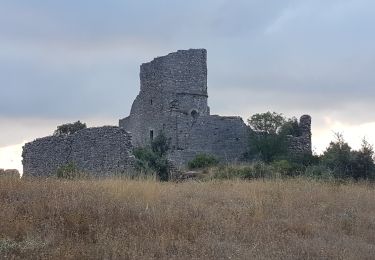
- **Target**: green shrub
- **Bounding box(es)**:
[240,162,277,179]
[271,159,307,177]
[209,165,243,180]
[321,134,375,180]
[0,239,19,254]
[133,132,170,181]
[247,131,287,163]
[304,165,334,180]
[54,121,86,136]
[271,160,295,176]
[56,163,85,179]
[209,162,278,180]
[246,112,298,162]
[133,147,169,181]
[188,154,219,169]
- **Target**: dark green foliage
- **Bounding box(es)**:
[247,112,302,163]
[248,111,286,135]
[304,165,334,180]
[133,147,169,181]
[133,132,170,181]
[321,134,375,180]
[244,111,375,181]
[56,163,84,179]
[240,161,276,179]
[278,117,301,137]
[349,139,375,179]
[248,131,287,162]
[271,160,299,176]
[54,121,87,136]
[208,162,279,180]
[286,153,319,166]
[188,154,219,169]
[151,133,170,157]
[321,133,352,178]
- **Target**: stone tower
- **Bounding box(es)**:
[286,115,312,156]
[120,49,250,165]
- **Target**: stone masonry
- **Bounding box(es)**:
[119,49,250,166]
[23,48,312,176]
[22,126,135,177]
[287,115,312,155]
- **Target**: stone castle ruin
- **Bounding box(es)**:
[22,49,312,177]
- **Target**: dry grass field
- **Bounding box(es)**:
[1,176,375,259]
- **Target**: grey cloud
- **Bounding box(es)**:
[0,0,375,131]
[0,116,119,147]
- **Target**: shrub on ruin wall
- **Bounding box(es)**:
[133,132,170,181]
[54,121,87,136]
[188,154,219,169]
[56,163,86,179]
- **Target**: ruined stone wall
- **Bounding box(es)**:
[119,48,312,167]
[22,126,135,177]
[287,115,312,155]
[168,115,250,166]
[119,49,251,166]
[120,49,210,148]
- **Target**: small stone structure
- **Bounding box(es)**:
[22,127,135,177]
[22,48,312,177]
[287,115,312,155]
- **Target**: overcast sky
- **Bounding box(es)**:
[1,0,375,172]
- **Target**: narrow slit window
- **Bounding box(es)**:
[150,130,154,141]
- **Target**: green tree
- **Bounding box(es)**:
[151,133,170,157]
[321,133,352,178]
[321,134,375,180]
[247,112,297,162]
[54,121,87,136]
[248,111,286,135]
[349,138,375,180]
[278,117,301,137]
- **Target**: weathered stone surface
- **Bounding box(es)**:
[23,48,312,175]
[120,49,251,166]
[22,126,135,177]
[287,115,312,155]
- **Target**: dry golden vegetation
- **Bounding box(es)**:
[1,176,375,259]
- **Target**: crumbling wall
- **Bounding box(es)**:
[168,115,250,166]
[22,126,135,177]
[120,49,238,166]
[287,115,312,155]
[22,135,70,177]
[119,48,312,167]
[120,49,209,147]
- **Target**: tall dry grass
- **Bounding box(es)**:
[1,176,375,259]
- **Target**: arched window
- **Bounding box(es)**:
[191,110,199,119]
